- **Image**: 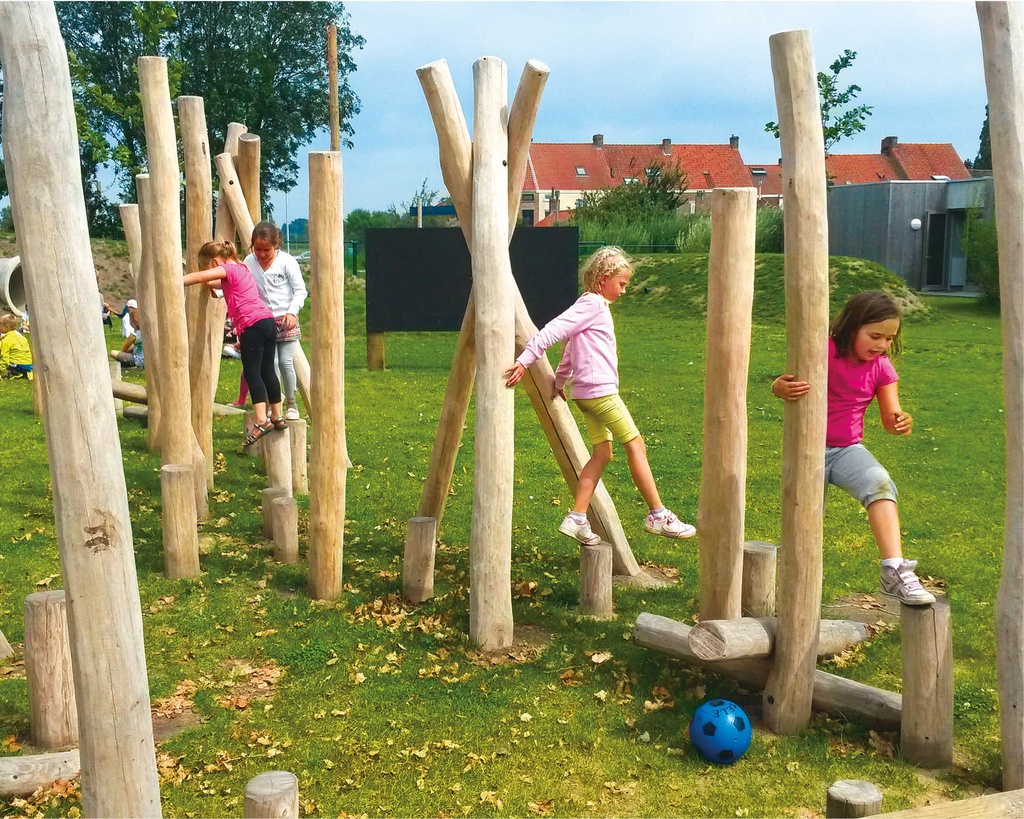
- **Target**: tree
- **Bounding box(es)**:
[53,1,363,231]
[765,49,873,153]
[573,158,687,225]
[975,104,991,170]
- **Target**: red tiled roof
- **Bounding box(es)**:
[825,153,899,185]
[748,164,783,198]
[535,209,574,227]
[889,143,971,180]
[524,144,615,192]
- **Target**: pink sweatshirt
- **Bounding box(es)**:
[221,262,274,334]
[516,292,618,400]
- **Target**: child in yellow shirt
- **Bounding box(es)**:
[0,313,33,379]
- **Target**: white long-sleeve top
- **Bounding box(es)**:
[244,249,307,318]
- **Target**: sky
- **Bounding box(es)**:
[265,0,990,222]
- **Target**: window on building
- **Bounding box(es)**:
[521,209,534,226]
[623,177,637,184]
[575,167,587,176]
[521,192,535,202]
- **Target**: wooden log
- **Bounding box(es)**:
[506,60,549,235]
[237,133,262,224]
[162,464,200,579]
[262,487,288,541]
[135,173,163,453]
[24,590,78,749]
[271,497,299,564]
[178,95,216,488]
[826,780,883,818]
[244,770,299,818]
[292,343,314,425]
[32,360,44,417]
[403,516,437,604]
[633,613,902,728]
[469,56,515,651]
[743,540,777,616]
[688,617,869,661]
[763,29,830,736]
[214,152,257,256]
[0,629,12,659]
[109,360,124,417]
[307,151,347,601]
[977,1,1024,791]
[580,541,614,618]
[112,380,148,405]
[0,6,162,811]
[328,25,340,151]
[697,187,756,620]
[263,427,293,496]
[901,599,953,768]
[289,418,309,495]
[118,203,142,287]
[367,332,385,370]
[0,750,81,798]
[871,788,1024,817]
[123,405,148,423]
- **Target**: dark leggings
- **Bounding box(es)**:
[239,318,281,406]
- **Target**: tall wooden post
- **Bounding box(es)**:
[307,151,347,601]
[469,56,515,650]
[328,24,340,152]
[0,4,161,812]
[977,4,1024,787]
[762,29,829,735]
[697,187,756,621]
[135,174,163,452]
[179,95,216,487]
[118,204,142,288]
[215,152,257,256]
[237,134,261,225]
[138,56,202,577]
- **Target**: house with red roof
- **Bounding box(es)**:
[519,134,751,225]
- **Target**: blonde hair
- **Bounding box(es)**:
[198,239,239,269]
[581,245,631,293]
[0,313,18,333]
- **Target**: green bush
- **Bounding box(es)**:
[755,206,784,253]
[962,207,999,301]
[675,216,711,252]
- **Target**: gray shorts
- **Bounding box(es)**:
[824,444,897,508]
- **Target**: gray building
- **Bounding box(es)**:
[827,177,993,292]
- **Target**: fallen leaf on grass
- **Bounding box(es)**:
[528,798,555,815]
[588,651,613,665]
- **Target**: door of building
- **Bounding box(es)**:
[924,212,947,289]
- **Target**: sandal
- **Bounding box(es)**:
[243,420,274,447]
[271,417,287,431]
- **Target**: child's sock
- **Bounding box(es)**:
[881,557,904,570]
[649,506,668,519]
[568,511,587,524]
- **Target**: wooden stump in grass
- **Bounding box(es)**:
[272,497,299,564]
[161,464,200,579]
[289,419,309,495]
[403,516,437,604]
[580,542,614,618]
[826,780,882,818]
[901,598,953,769]
[742,540,777,617]
[0,629,12,659]
[110,360,123,417]
[244,770,298,818]
[24,591,78,749]
[367,332,385,371]
[262,487,288,541]
[264,428,293,496]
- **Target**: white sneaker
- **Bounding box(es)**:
[557,514,602,545]
[644,510,696,539]
[285,404,300,421]
[880,560,936,606]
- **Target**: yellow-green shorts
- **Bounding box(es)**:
[575,393,640,445]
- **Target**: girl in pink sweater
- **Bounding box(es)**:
[184,240,284,447]
[506,246,695,546]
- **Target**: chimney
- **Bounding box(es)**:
[729,134,739,150]
[662,138,671,155]
[881,135,898,155]
[592,133,604,149]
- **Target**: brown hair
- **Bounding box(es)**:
[251,221,283,249]
[830,290,903,359]
[197,240,239,269]
[0,313,18,333]
[581,246,631,293]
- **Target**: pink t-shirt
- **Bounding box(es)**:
[826,336,898,448]
[220,262,273,334]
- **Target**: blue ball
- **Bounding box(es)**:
[689,699,752,764]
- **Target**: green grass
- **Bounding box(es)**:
[0,254,1007,817]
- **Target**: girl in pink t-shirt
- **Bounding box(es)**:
[505,246,695,546]
[184,240,284,447]
[772,291,935,606]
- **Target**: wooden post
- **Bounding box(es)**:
[403,516,437,604]
[289,418,309,495]
[262,487,288,541]
[244,770,299,819]
[826,780,883,818]
[0,629,12,659]
[977,1,1024,790]
[506,61,549,235]
[0,751,81,799]
[292,343,314,424]
[688,617,869,661]
[869,788,1024,817]
[307,151,347,601]
[135,173,163,453]
[24,590,78,749]
[328,24,340,152]
[743,540,778,617]
[118,203,142,287]
[469,56,515,650]
[215,152,257,256]
[580,542,614,618]
[763,29,830,736]
[178,95,216,488]
[109,360,124,417]
[139,56,204,574]
[272,497,299,564]
[0,5,162,811]
[237,134,262,225]
[697,187,756,621]
[264,428,294,496]
[633,613,902,728]
[32,360,44,417]
[367,332,385,370]
[161,464,200,579]
[901,599,953,769]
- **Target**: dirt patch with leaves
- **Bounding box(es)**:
[465,623,554,667]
